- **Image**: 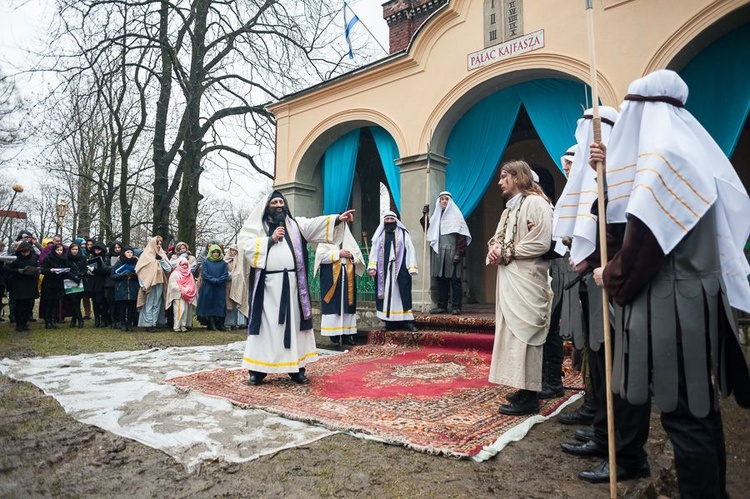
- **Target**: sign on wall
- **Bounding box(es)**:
[468,29,545,71]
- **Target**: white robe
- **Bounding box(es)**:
[241,215,342,374]
[368,234,418,322]
[487,195,553,390]
[317,246,358,337]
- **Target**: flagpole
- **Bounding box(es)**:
[585,1,617,497]
[420,141,431,313]
[344,1,389,56]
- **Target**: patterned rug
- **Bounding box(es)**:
[166,331,583,460]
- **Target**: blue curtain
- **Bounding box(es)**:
[369,126,402,210]
[444,89,522,217]
[680,24,750,157]
[444,78,586,217]
[518,79,584,172]
[322,129,360,214]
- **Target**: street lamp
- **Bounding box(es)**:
[0,183,24,244]
[56,199,69,240]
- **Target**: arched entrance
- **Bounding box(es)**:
[437,76,590,304]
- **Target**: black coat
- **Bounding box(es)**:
[6,242,40,300]
[84,243,110,294]
[40,251,73,300]
[111,258,140,301]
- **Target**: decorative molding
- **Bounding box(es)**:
[644,0,748,74]
[396,152,449,174]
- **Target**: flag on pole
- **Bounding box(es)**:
[343,1,360,59]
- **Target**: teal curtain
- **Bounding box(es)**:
[369,126,401,210]
[680,24,750,157]
[445,89,521,217]
[444,78,586,217]
[322,129,360,214]
[519,79,584,172]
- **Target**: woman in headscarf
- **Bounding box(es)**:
[169,241,197,274]
[104,241,123,327]
[136,236,170,332]
[166,256,197,332]
[197,244,230,331]
[223,244,247,330]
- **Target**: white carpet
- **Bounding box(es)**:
[0,342,339,471]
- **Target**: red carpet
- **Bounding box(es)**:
[166,331,583,459]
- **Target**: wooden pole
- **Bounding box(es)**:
[585,2,617,497]
[420,142,431,313]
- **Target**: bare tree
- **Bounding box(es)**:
[52,0,376,250]
[0,68,24,165]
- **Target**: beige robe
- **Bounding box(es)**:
[487,194,553,391]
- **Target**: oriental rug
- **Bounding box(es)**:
[166,331,583,460]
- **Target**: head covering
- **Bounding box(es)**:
[605,69,750,312]
[174,257,197,303]
[426,193,472,253]
[552,106,619,263]
[135,236,169,302]
[16,230,33,241]
[370,211,408,252]
[207,244,224,262]
[560,145,576,173]
[530,170,540,183]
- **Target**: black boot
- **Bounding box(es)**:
[499,390,539,416]
[44,319,53,329]
[289,368,310,384]
[94,315,101,328]
[330,335,341,347]
[342,334,356,345]
[215,317,226,331]
[206,317,215,331]
[539,358,565,399]
[557,391,597,425]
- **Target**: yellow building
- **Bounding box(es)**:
[267,0,750,307]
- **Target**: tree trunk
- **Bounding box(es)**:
[151,0,176,240]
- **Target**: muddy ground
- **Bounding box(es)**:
[1,341,749,498]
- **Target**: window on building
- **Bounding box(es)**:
[490,13,496,24]
[489,30,497,41]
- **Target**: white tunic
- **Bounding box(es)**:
[241,215,342,374]
[487,195,553,390]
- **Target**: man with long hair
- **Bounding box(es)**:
[486,160,553,415]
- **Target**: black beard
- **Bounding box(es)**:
[266,208,286,231]
[384,222,397,233]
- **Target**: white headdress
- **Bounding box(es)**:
[552,106,619,263]
[426,191,472,253]
[606,69,750,312]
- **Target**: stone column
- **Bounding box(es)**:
[396,152,449,312]
[275,181,319,216]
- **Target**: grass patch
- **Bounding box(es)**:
[0,322,244,359]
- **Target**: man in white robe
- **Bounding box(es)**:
[314,225,365,347]
[238,191,353,386]
[367,212,419,331]
[486,160,553,415]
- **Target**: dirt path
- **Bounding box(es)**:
[2,371,748,498]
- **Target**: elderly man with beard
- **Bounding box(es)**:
[486,160,553,416]
[238,191,354,386]
[367,211,419,332]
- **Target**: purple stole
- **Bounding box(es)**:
[376,229,404,300]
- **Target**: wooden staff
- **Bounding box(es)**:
[420,142,431,313]
[361,230,369,255]
[585,1,617,496]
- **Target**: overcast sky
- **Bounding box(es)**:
[0,1,390,210]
